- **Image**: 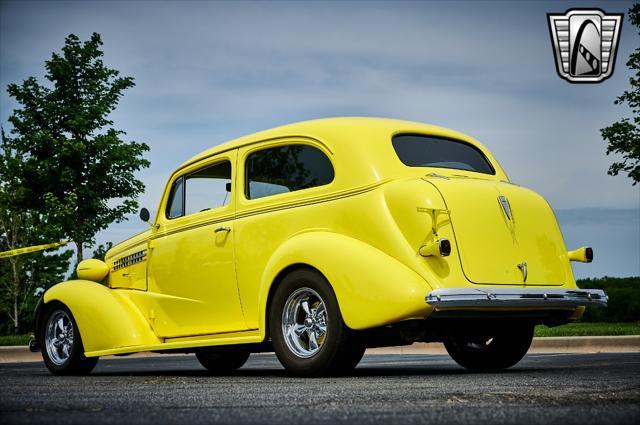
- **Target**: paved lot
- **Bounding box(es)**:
[1,353,638,425]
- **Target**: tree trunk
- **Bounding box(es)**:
[10,257,20,335]
[75,240,83,264]
[13,296,19,335]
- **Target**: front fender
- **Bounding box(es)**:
[259,231,433,333]
[44,280,160,356]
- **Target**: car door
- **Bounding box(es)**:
[146,150,247,338]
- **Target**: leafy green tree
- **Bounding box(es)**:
[577,276,640,322]
[0,131,72,334]
[601,3,640,185]
[91,242,113,262]
[6,33,150,264]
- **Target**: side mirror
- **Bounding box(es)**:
[139,208,151,223]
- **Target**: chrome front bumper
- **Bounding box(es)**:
[425,287,608,309]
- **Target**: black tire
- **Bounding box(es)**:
[269,268,365,376]
[444,324,534,371]
[40,302,98,376]
[196,347,250,374]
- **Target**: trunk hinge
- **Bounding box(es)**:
[417,207,450,238]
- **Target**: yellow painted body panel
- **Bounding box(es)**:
[107,243,148,291]
[425,177,573,286]
[143,214,246,337]
[41,117,584,357]
[43,281,161,353]
[86,329,262,357]
[253,231,433,331]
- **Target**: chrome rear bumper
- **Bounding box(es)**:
[425,287,607,309]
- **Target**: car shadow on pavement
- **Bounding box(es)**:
[86,366,545,378]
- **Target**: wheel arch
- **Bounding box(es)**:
[33,296,47,346]
[263,263,326,341]
[258,231,433,340]
[42,280,160,356]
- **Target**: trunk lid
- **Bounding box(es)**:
[423,176,568,286]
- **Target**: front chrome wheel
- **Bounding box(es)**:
[45,310,74,366]
[40,303,98,375]
[282,287,328,358]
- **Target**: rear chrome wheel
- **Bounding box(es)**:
[270,269,365,376]
[40,303,98,375]
[282,287,328,358]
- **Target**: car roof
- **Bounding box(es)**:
[176,116,485,173]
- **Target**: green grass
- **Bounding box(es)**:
[535,322,640,337]
[0,334,31,346]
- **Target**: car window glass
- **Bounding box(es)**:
[248,181,290,199]
[166,177,184,219]
[246,144,334,200]
[392,134,495,175]
[184,161,232,215]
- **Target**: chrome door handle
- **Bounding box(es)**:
[214,226,231,233]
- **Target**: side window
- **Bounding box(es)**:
[185,161,232,215]
[166,177,184,219]
[245,144,334,200]
[166,161,232,219]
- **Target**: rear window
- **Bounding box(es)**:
[392,134,495,175]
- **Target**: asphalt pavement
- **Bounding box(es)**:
[1,353,638,425]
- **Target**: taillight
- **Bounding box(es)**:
[439,239,451,257]
[585,247,593,263]
[419,238,451,257]
[568,246,593,263]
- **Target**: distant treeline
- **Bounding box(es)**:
[578,277,640,322]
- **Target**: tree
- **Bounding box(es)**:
[91,242,113,262]
[6,33,150,264]
[601,3,640,185]
[0,131,72,334]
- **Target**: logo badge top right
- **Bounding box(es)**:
[548,9,623,83]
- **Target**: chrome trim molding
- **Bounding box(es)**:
[425,287,608,309]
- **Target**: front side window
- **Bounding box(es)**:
[392,134,495,175]
[245,144,334,200]
[166,177,184,219]
[166,161,232,219]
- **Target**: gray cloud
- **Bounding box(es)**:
[1,0,638,276]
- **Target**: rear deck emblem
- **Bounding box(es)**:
[498,195,512,220]
[547,9,623,83]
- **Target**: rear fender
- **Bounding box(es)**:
[43,280,160,356]
[259,231,433,335]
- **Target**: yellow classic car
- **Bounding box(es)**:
[33,117,606,376]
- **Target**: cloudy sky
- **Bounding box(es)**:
[1,0,638,278]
